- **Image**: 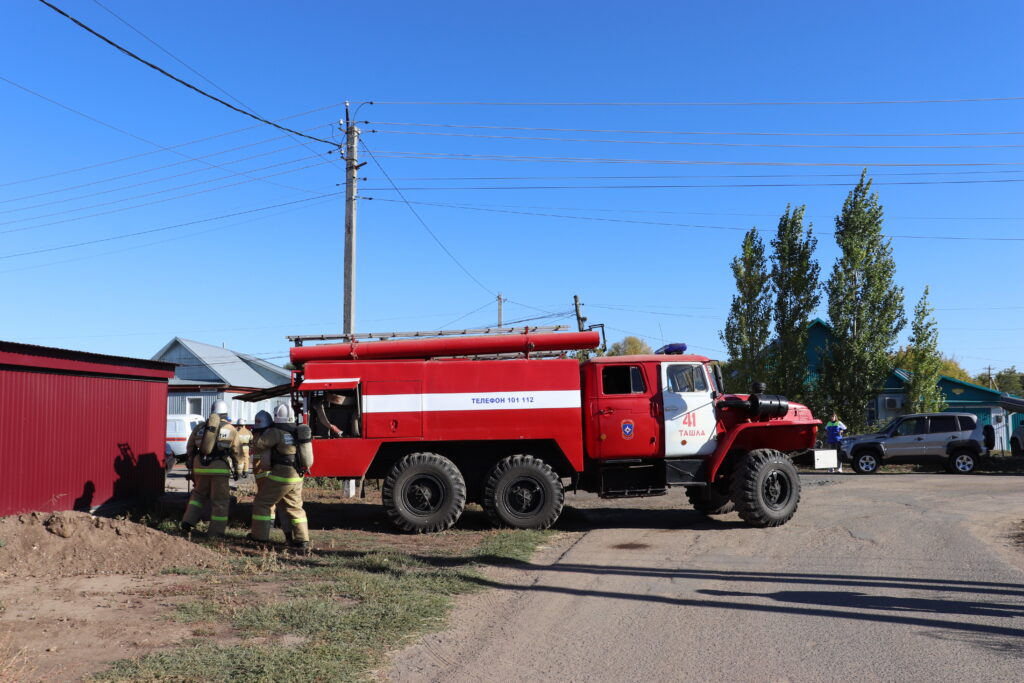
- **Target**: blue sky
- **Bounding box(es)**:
[1,0,1021,376]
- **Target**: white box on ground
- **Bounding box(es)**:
[813,449,838,469]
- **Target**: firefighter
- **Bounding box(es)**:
[250,403,311,551]
[181,400,243,536]
[236,418,253,475]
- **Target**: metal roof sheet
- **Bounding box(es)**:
[152,338,288,389]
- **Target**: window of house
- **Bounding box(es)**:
[186,397,202,416]
[928,415,959,434]
[602,365,646,395]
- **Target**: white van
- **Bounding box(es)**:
[166,414,204,460]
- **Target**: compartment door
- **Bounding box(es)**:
[363,380,423,437]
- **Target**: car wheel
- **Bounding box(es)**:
[852,450,881,474]
[382,452,466,532]
[947,450,976,474]
[1011,438,1022,458]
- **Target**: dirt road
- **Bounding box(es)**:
[389,474,1024,682]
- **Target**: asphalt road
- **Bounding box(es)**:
[389,474,1024,682]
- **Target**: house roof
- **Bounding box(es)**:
[152,337,290,389]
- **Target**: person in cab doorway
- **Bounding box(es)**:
[181,400,243,536]
[250,403,314,552]
[825,413,847,473]
[314,392,348,437]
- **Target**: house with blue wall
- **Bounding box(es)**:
[806,319,1024,447]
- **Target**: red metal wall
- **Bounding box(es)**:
[0,368,169,516]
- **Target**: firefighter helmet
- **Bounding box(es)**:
[211,399,229,418]
[253,410,273,430]
[274,403,295,424]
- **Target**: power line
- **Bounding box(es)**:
[365,120,1024,138]
[0,128,332,207]
[35,0,341,147]
[0,75,323,195]
[365,169,1024,182]
[0,194,337,260]
[361,197,1024,242]
[368,129,1024,150]
[440,300,498,329]
[368,150,1024,167]
[359,140,494,295]
[0,141,322,215]
[88,0,345,173]
[1,159,333,235]
[361,178,1024,190]
[0,103,341,189]
[0,153,327,228]
[369,97,1024,106]
[360,179,1024,191]
[0,194,337,276]
[354,198,1024,222]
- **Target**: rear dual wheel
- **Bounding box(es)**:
[483,455,564,529]
[685,485,735,515]
[383,453,466,533]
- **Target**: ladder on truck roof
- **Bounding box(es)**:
[287,325,569,345]
[287,324,605,361]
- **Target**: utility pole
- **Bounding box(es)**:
[986,365,996,389]
[343,103,360,337]
[573,294,586,331]
[497,293,503,327]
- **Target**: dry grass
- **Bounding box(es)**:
[0,629,36,682]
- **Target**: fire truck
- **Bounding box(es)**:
[248,327,821,533]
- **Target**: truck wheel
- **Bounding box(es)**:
[730,449,800,528]
[382,453,466,533]
[685,485,735,515]
[852,450,881,474]
[946,450,976,474]
[483,455,564,530]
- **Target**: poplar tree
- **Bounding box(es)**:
[768,205,820,402]
[822,171,906,432]
[720,228,771,393]
[902,286,946,414]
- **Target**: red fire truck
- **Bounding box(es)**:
[257,328,820,532]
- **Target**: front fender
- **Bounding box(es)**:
[706,420,819,482]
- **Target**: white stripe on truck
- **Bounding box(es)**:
[363,390,581,414]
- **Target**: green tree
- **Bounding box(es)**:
[979,366,1024,395]
[901,287,946,414]
[994,367,1024,395]
[938,355,972,383]
[768,205,820,401]
[821,171,906,432]
[719,228,772,393]
[606,336,652,356]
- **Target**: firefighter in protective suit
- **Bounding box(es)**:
[181,400,243,536]
[236,419,253,475]
[250,403,311,550]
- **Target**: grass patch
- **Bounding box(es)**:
[94,528,552,682]
[161,565,211,576]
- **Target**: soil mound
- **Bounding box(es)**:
[0,511,223,578]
